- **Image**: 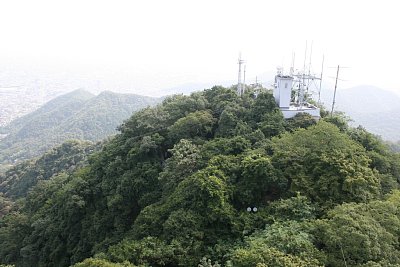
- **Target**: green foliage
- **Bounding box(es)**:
[234,153,285,206]
[272,121,381,206]
[322,112,350,132]
[215,104,246,138]
[267,194,315,221]
[0,140,99,199]
[168,110,216,143]
[159,139,202,196]
[203,86,240,117]
[348,126,400,193]
[285,112,317,131]
[17,171,91,266]
[198,257,221,267]
[258,109,286,138]
[230,221,324,266]
[0,194,13,218]
[0,89,160,167]
[201,136,251,161]
[73,258,136,267]
[349,126,388,153]
[163,93,208,122]
[133,165,235,240]
[0,86,398,267]
[107,237,175,266]
[387,140,400,153]
[314,191,400,266]
[231,246,321,267]
[0,212,30,265]
[248,92,277,123]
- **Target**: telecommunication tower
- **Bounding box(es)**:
[237,53,245,95]
[273,43,322,120]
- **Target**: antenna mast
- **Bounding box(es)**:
[331,65,340,116]
[273,43,322,120]
[306,41,313,94]
[237,53,245,95]
[243,65,247,88]
[299,41,308,107]
[318,55,324,105]
[290,51,296,76]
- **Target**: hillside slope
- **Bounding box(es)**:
[0,86,398,267]
[0,140,101,199]
[0,89,160,167]
[321,85,400,141]
[0,89,95,135]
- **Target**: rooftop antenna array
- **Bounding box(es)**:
[243,65,247,87]
[328,65,349,116]
[290,41,321,108]
[237,53,245,95]
[318,55,324,105]
[290,51,296,76]
[307,41,314,94]
[300,41,308,106]
[331,65,340,115]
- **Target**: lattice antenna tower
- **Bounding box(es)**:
[291,41,322,107]
[237,53,245,95]
[299,41,308,107]
[290,51,296,76]
[243,64,247,87]
[318,55,325,105]
[306,41,314,93]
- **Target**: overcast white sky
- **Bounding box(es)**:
[0,0,399,95]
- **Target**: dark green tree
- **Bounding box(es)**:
[272,121,381,206]
[314,191,400,266]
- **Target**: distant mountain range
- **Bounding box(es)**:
[0,80,398,172]
[155,82,400,142]
[320,85,400,141]
[151,71,276,96]
[153,81,400,142]
[0,139,100,199]
[0,89,161,167]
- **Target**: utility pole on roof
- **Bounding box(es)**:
[306,41,313,94]
[331,65,340,116]
[318,55,324,105]
[243,65,246,89]
[299,41,308,107]
[290,51,295,76]
[237,53,245,95]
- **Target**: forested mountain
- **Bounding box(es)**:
[0,86,399,267]
[0,89,160,168]
[0,140,101,200]
[0,89,95,135]
[321,85,400,141]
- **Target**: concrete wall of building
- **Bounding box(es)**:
[281,108,320,120]
[274,76,292,108]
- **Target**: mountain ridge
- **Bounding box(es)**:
[0,89,161,167]
[0,86,399,267]
[320,85,400,141]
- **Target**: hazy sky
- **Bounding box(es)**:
[0,0,399,95]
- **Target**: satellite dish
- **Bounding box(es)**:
[246,207,251,212]
[252,207,258,212]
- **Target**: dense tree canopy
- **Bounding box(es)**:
[0,86,399,267]
[0,89,160,168]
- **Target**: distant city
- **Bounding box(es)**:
[0,86,65,126]
[1,72,399,141]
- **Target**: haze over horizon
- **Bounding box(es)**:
[0,0,399,97]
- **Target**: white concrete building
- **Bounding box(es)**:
[274,72,320,120]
